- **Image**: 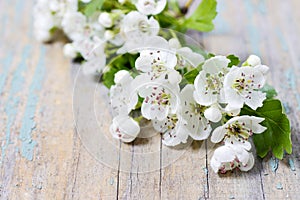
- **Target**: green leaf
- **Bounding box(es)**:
[101,53,138,88]
[83,0,105,17]
[240,99,292,159]
[182,0,217,32]
[102,67,119,88]
[183,64,203,84]
[260,84,278,99]
[207,53,215,59]
[227,54,240,68]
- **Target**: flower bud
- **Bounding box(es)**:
[244,55,261,66]
[204,106,222,123]
[98,12,113,28]
[110,115,140,143]
[63,43,77,58]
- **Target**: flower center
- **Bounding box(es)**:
[225,122,253,142]
[144,87,171,106]
[231,72,260,98]
[205,72,224,94]
[138,20,149,33]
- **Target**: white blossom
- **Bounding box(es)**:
[33,0,78,41]
[210,144,255,173]
[135,0,167,15]
[135,49,177,72]
[137,83,180,121]
[70,36,106,75]
[211,115,266,150]
[224,65,269,110]
[118,11,159,53]
[62,11,87,41]
[193,56,230,106]
[180,84,212,140]
[110,115,140,143]
[153,114,189,146]
[110,70,138,115]
[169,38,204,68]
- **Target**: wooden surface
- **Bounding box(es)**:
[1,0,300,199]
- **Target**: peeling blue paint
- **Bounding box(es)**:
[202,167,208,175]
[14,0,25,23]
[295,94,300,111]
[276,30,288,52]
[1,45,31,164]
[285,68,296,90]
[276,182,283,190]
[269,157,279,172]
[19,46,46,161]
[288,157,296,171]
[258,0,267,15]
[0,51,13,96]
[283,102,291,114]
[109,177,114,185]
[229,195,235,199]
[244,0,261,56]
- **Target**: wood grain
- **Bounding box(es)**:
[1,0,300,199]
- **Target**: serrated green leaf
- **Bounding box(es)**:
[83,0,104,17]
[240,99,292,159]
[183,0,217,32]
[260,84,278,99]
[227,54,240,68]
[102,67,118,88]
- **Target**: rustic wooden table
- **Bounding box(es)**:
[1,0,299,199]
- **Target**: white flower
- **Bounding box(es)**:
[153,114,189,146]
[169,38,204,68]
[61,11,87,41]
[98,12,113,28]
[135,49,177,72]
[63,43,77,58]
[211,115,267,150]
[81,0,92,3]
[136,0,167,15]
[121,11,159,38]
[73,36,106,75]
[193,56,230,106]
[33,4,56,42]
[210,144,255,173]
[224,65,269,110]
[138,84,180,121]
[180,84,212,140]
[110,70,138,115]
[110,115,140,143]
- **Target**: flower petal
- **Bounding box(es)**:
[211,126,226,143]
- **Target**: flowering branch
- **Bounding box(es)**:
[34,0,291,174]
